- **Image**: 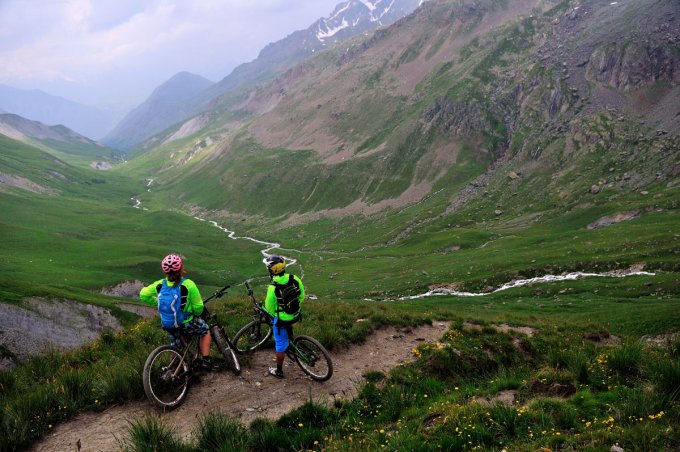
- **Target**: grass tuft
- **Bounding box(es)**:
[121,415,187,452]
[650,358,680,401]
[607,342,643,378]
[193,412,249,452]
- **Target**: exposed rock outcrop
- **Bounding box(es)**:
[587,211,642,229]
[423,97,490,137]
[0,298,122,370]
[100,280,145,298]
[586,42,679,91]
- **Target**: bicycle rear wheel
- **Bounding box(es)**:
[292,335,333,381]
[233,320,272,353]
[211,325,241,375]
[143,345,190,410]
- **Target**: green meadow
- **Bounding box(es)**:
[1,129,679,450]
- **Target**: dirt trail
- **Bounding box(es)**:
[33,322,450,452]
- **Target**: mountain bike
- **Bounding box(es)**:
[143,284,241,410]
[232,282,333,381]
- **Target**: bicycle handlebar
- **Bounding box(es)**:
[244,281,254,296]
[244,282,258,303]
[244,282,270,317]
[204,284,230,303]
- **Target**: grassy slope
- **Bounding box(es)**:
[2,269,678,450]
[0,134,265,303]
[17,133,122,169]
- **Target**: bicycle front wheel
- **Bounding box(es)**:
[233,320,272,353]
[211,325,241,375]
[292,335,333,381]
[142,345,190,410]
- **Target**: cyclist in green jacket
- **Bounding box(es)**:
[263,255,305,378]
[139,254,213,371]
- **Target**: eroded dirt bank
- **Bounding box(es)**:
[33,322,450,452]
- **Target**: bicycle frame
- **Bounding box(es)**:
[143,283,241,410]
[173,282,230,364]
[285,340,305,362]
[236,282,332,380]
[160,330,200,382]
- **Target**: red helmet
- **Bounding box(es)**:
[161,254,183,273]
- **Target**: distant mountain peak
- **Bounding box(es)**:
[316,0,424,42]
[102,72,214,150]
[0,113,96,144]
[0,112,123,164]
[0,84,120,140]
[148,72,214,102]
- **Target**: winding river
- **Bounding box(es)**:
[374,268,655,301]
[132,187,654,300]
[132,180,299,267]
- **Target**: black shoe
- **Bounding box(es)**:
[198,357,214,371]
[268,367,284,379]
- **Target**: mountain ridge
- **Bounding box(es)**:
[101,72,214,151]
[201,0,425,104]
[103,0,426,152]
[0,113,123,165]
[0,84,121,140]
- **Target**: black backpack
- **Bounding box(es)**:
[273,275,301,315]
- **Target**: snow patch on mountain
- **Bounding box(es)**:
[330,1,353,19]
[359,0,378,11]
[318,18,350,40]
[316,0,418,42]
[371,0,395,22]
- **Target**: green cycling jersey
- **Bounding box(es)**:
[264,273,305,321]
[139,278,204,322]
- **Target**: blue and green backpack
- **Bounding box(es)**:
[157,279,187,329]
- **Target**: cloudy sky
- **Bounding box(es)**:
[0,0,341,110]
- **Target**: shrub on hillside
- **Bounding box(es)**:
[418,329,525,381]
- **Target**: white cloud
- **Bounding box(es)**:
[64,0,94,31]
[0,0,340,107]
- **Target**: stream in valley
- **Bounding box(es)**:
[376,268,656,301]
[132,189,654,300]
